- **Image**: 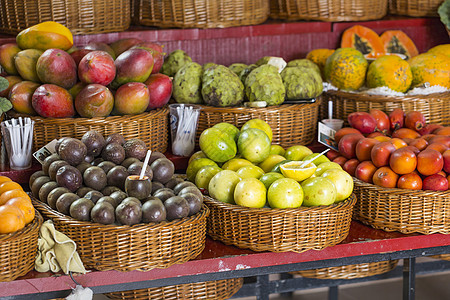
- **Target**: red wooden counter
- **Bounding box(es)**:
[2,220,450,299]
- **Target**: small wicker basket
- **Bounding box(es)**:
[353,178,450,235]
[204,194,356,253]
[197,101,321,149]
[388,0,444,16]
[0,0,130,35]
[133,0,269,29]
[105,278,243,300]
[8,107,169,153]
[32,199,209,272]
[292,260,399,279]
[321,90,450,126]
[0,210,43,282]
[270,0,388,21]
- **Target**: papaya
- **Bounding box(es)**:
[324,48,368,91]
[341,25,386,58]
[408,53,450,88]
[366,55,412,93]
[306,48,335,78]
[380,30,418,59]
[427,44,450,58]
[16,21,73,51]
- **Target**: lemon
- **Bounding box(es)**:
[241,118,273,142]
[270,144,285,156]
[188,150,207,165]
[186,157,218,182]
[234,178,267,208]
[284,145,313,161]
[280,161,317,182]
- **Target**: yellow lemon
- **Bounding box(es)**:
[280,161,317,182]
[222,158,253,171]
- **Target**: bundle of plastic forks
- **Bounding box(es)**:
[1,117,34,170]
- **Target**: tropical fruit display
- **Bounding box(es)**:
[187,118,354,209]
[0,175,35,234]
[170,52,323,107]
[328,108,450,191]
[30,130,205,225]
[0,22,173,118]
[320,24,450,93]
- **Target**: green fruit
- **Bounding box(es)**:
[236,165,265,179]
[202,64,244,107]
[302,153,330,166]
[259,172,285,190]
[270,159,291,173]
[267,178,303,209]
[284,145,313,161]
[195,165,222,190]
[186,157,218,182]
[241,118,273,142]
[199,128,237,163]
[172,62,203,104]
[208,170,241,204]
[281,66,323,100]
[213,122,240,142]
[301,177,336,207]
[270,144,285,156]
[321,169,353,202]
[314,162,342,177]
[237,128,271,164]
[234,178,266,208]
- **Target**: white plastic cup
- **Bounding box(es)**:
[169,104,201,157]
[1,119,34,170]
[322,119,344,131]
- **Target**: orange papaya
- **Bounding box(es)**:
[380,30,419,59]
[427,44,450,58]
[366,55,412,93]
[341,25,386,58]
[306,48,335,79]
[16,21,73,51]
[408,53,450,88]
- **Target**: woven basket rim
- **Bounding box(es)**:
[7,106,169,122]
[353,178,450,196]
[0,209,43,242]
[204,194,357,215]
[32,198,210,230]
[324,90,450,102]
[198,102,321,113]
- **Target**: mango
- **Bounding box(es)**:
[0,75,22,97]
[0,43,21,75]
[36,48,77,89]
[16,21,73,51]
[14,49,43,82]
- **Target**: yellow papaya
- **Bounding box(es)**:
[427,44,450,58]
[324,48,368,91]
[366,55,412,93]
[306,48,335,79]
[16,21,73,51]
[408,53,450,88]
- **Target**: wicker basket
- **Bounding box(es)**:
[0,0,130,35]
[204,194,356,253]
[353,178,450,235]
[196,101,321,149]
[105,278,243,300]
[270,0,388,21]
[321,90,450,126]
[0,211,43,282]
[133,0,269,29]
[32,199,209,272]
[389,0,444,16]
[292,260,399,279]
[7,107,169,153]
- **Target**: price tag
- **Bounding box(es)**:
[33,139,58,164]
[317,122,338,151]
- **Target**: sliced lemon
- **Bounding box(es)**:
[279,161,317,182]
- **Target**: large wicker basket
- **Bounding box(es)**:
[0,210,43,282]
[353,178,450,235]
[105,278,243,300]
[197,101,321,149]
[321,90,450,126]
[292,260,399,279]
[270,0,388,21]
[32,199,209,272]
[204,194,356,253]
[8,107,169,153]
[389,0,444,16]
[133,0,269,29]
[0,0,130,35]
